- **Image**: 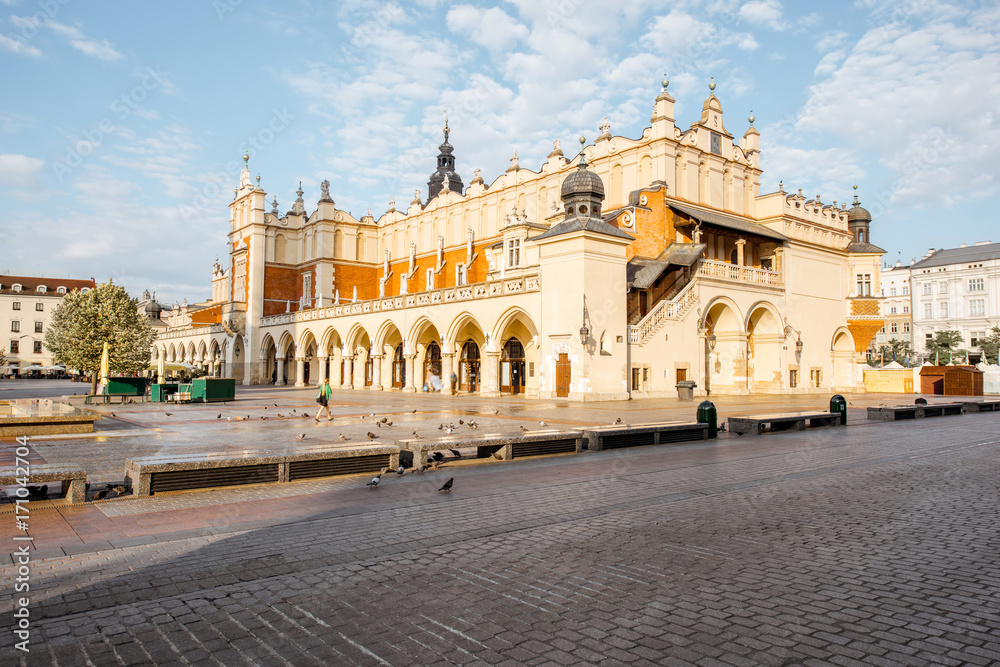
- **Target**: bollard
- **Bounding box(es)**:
[829,394,847,427]
[697,400,717,439]
[914,397,927,405]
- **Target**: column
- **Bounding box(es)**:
[341,357,354,389]
[735,238,746,266]
[317,356,328,385]
[370,355,383,390]
[294,357,306,387]
[353,350,366,389]
[276,358,285,386]
[441,353,455,395]
[332,348,343,386]
[403,354,416,392]
[482,351,501,397]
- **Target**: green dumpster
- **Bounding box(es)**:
[105,377,147,396]
[191,377,236,403]
[151,383,179,402]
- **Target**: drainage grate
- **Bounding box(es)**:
[602,432,656,450]
[658,427,707,444]
[150,464,279,494]
[289,454,391,481]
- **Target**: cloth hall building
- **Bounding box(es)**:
[152,81,885,400]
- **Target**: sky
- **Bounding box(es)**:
[1,0,998,304]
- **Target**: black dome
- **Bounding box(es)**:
[848,204,871,222]
[144,300,162,315]
[561,166,605,200]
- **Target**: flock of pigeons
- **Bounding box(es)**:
[366,466,454,493]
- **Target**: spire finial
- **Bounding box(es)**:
[271,195,278,214]
[578,136,588,168]
[443,109,450,142]
[709,76,716,93]
[852,184,860,206]
[243,152,249,166]
[256,173,261,185]
[661,73,669,92]
[748,109,755,126]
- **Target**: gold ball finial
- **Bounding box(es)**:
[243,152,249,165]
[709,77,716,93]
[748,109,755,125]
[661,74,669,91]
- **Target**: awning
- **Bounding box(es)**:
[627,243,706,289]
[669,202,788,242]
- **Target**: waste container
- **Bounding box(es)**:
[191,377,236,403]
[676,380,697,401]
[696,400,718,439]
[829,394,847,426]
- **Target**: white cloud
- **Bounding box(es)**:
[816,31,848,53]
[797,4,1000,207]
[0,111,35,132]
[739,0,785,30]
[446,5,529,54]
[68,38,123,61]
[46,20,84,40]
[0,33,42,57]
[0,153,45,188]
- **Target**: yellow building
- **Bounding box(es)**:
[155,79,884,399]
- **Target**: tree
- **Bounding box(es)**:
[45,281,156,394]
[925,330,964,365]
[0,348,5,378]
[978,326,1000,365]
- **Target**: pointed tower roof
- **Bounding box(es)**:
[427,118,464,201]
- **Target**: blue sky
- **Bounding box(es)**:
[1,0,998,304]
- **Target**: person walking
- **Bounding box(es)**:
[315,378,333,422]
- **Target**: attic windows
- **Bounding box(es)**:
[12,284,21,293]
[710,132,721,155]
[37,285,47,294]
[57,286,66,294]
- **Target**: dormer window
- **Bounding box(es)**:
[57,286,67,294]
[37,285,47,293]
[12,284,22,293]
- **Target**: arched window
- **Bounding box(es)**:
[424,341,441,381]
[500,338,525,395]
[392,343,405,388]
[460,340,480,392]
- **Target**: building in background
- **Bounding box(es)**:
[910,241,1000,362]
[154,80,885,398]
[871,261,913,362]
[0,275,97,377]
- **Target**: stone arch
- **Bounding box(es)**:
[260,334,277,384]
[334,229,344,258]
[409,316,444,392]
[275,233,287,263]
[197,340,208,364]
[831,327,856,389]
[276,331,295,357]
[356,232,365,262]
[446,312,486,393]
[639,155,652,187]
[320,327,343,357]
[610,163,623,207]
[168,344,176,363]
[702,297,745,394]
[746,302,783,391]
[444,311,486,353]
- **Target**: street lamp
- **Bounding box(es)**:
[708,333,717,351]
[579,323,589,346]
[795,334,803,357]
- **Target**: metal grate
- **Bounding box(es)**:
[150,464,279,494]
[511,438,577,458]
[602,432,656,450]
[658,427,708,444]
[289,454,391,481]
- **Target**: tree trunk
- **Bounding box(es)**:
[91,372,98,396]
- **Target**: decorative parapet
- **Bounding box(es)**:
[157,324,225,340]
[260,273,541,327]
[697,258,781,286]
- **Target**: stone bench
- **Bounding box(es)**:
[0,463,87,504]
[399,429,584,467]
[956,399,1000,413]
[584,421,709,451]
[867,403,965,421]
[728,411,841,436]
[125,443,399,496]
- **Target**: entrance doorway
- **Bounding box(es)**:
[555,352,571,397]
[460,340,480,392]
[392,344,405,388]
[500,338,525,395]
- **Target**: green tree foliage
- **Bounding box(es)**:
[0,348,6,375]
[45,281,156,393]
[977,326,1000,365]
[872,338,915,366]
[925,329,965,365]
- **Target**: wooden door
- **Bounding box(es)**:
[555,353,571,398]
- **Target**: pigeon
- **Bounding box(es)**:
[432,452,444,462]
[292,409,297,413]
[459,419,464,425]
[339,434,349,441]
[111,412,116,418]
[412,430,421,438]
[519,425,528,432]
[492,450,503,460]
[274,403,278,407]
[412,408,417,413]
[438,424,444,430]
[449,449,462,458]
[226,416,233,421]
[376,422,383,428]
[296,433,306,441]
[615,417,622,424]
[493,409,500,415]
[367,432,377,440]
[263,406,267,410]
[469,422,479,430]
[718,423,727,433]
[385,421,393,427]
[217,414,222,419]
[27,485,48,499]
[539,420,548,427]
[396,466,405,476]
[370,412,376,418]
[165,412,173,417]
[380,468,389,475]
[302,414,310,419]
[93,488,111,500]
[438,478,454,493]
[416,465,426,474]
[366,474,382,489]
[261,416,267,420]
[445,427,454,434]
[380,417,388,424]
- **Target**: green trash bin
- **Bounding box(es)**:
[697,400,718,439]
[830,394,847,426]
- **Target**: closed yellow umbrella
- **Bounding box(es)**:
[99,342,110,393]
[157,349,166,385]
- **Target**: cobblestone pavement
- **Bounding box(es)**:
[2,409,999,665]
